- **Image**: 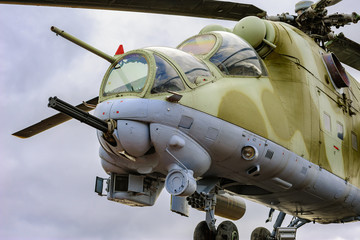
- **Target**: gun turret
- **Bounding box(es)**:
[48,96,115,134]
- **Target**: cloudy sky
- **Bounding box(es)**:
[1,0,360,239]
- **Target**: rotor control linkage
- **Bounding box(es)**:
[48,96,115,134]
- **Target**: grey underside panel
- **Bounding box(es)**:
[95,98,360,223]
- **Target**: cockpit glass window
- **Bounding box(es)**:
[177,34,217,56]
[103,53,148,96]
[148,47,212,84]
[151,54,185,93]
[210,32,266,76]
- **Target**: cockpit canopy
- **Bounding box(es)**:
[103,53,148,96]
[151,54,185,94]
[101,31,267,99]
[178,31,267,77]
[148,47,212,85]
[177,34,217,56]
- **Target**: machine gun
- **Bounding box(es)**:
[47,96,114,134]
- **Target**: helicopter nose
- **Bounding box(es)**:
[117,120,151,157]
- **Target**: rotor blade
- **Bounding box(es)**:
[13,96,99,139]
[0,0,266,21]
[326,33,360,71]
[312,0,342,10]
[327,0,342,6]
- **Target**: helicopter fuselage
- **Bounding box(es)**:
[93,19,360,224]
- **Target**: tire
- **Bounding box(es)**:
[251,227,271,240]
[215,221,239,240]
[194,221,216,240]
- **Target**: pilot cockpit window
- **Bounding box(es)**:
[177,34,217,56]
[103,53,148,96]
[210,32,266,77]
[151,54,185,93]
[148,47,212,84]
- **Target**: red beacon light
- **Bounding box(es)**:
[115,44,124,55]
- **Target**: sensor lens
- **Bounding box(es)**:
[241,146,256,160]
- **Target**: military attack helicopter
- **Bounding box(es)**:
[3,0,360,239]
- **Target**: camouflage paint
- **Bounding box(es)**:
[100,20,360,189]
[182,21,360,188]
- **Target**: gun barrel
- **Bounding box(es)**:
[48,96,109,133]
[51,26,116,63]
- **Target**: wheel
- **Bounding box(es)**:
[215,221,239,240]
[194,221,216,240]
[250,227,271,240]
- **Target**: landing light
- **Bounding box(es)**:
[241,146,258,161]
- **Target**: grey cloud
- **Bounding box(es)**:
[1,1,359,240]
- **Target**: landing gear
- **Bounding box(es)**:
[250,227,271,240]
[194,221,216,240]
[191,180,240,240]
[193,220,239,240]
[216,221,239,240]
[192,185,239,240]
[250,210,310,240]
